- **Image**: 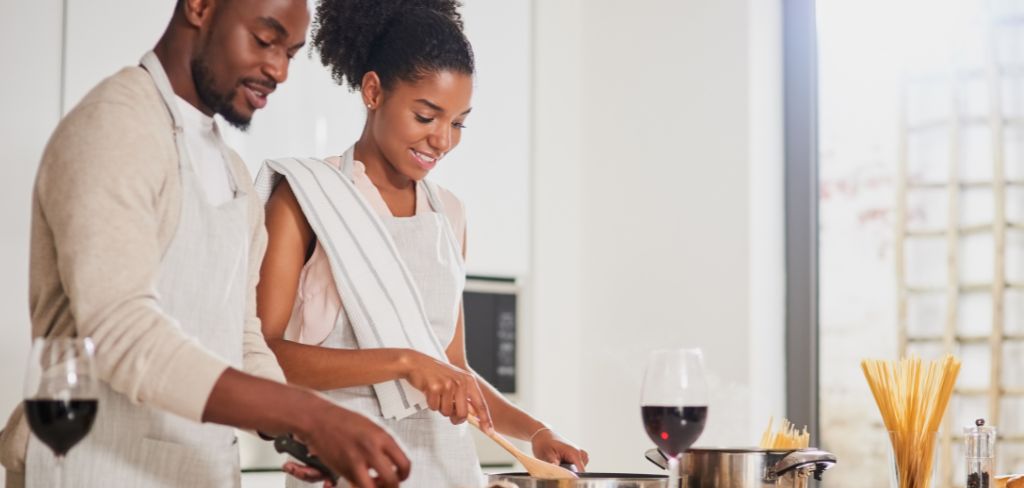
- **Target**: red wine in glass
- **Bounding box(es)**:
[24,399,98,456]
[23,337,98,488]
[641,349,708,487]
[642,405,708,458]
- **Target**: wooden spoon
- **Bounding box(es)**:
[467,415,579,480]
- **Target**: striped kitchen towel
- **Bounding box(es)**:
[254,155,448,420]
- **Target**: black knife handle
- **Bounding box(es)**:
[273,435,338,484]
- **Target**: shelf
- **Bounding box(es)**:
[956,387,1024,396]
[907,116,1024,132]
[905,283,1023,294]
[903,222,1024,237]
[906,180,1024,190]
[907,334,1024,344]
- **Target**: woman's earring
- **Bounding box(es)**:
[366,103,372,109]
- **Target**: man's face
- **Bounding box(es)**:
[190,0,309,130]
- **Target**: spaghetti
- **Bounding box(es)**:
[759,417,810,450]
[861,355,961,488]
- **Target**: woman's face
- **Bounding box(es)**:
[369,70,473,182]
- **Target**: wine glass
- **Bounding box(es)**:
[641,348,708,488]
[23,337,99,488]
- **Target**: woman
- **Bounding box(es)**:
[255,1,588,486]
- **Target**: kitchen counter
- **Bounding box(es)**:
[241,470,287,488]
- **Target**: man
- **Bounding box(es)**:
[0,1,410,487]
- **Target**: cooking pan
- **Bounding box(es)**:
[645,447,836,488]
[486,471,668,488]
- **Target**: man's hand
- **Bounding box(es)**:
[294,400,411,488]
[202,369,410,488]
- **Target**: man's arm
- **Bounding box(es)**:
[240,175,287,382]
[39,100,227,421]
[204,369,410,487]
[38,101,408,487]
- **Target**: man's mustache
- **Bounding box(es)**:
[241,77,276,92]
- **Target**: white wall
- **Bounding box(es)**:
[747,0,786,440]
[216,0,533,278]
[63,0,172,109]
[526,0,587,449]
[0,1,64,485]
[60,0,532,278]
[529,0,786,473]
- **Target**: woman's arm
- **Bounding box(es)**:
[445,307,540,437]
[447,232,589,469]
[446,308,589,470]
[257,180,409,389]
[257,181,494,431]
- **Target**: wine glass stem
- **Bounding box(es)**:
[56,455,65,488]
[669,455,680,488]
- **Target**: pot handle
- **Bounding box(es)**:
[644,448,669,470]
[772,449,837,481]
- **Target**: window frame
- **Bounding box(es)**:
[783,0,821,446]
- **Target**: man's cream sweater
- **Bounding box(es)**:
[0,65,285,472]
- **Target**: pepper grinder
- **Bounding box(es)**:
[966,418,996,488]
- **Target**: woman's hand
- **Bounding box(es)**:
[401,350,493,431]
[531,429,590,473]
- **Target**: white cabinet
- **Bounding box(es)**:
[62,0,531,277]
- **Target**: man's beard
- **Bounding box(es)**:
[191,57,251,132]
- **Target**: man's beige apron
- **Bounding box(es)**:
[284,148,483,488]
[25,51,250,487]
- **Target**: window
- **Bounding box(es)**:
[810,0,1024,486]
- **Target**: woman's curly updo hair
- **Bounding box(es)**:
[311,0,475,91]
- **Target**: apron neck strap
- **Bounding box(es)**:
[140,51,193,175]
[139,51,242,194]
[140,51,185,134]
[340,144,357,180]
[419,180,446,214]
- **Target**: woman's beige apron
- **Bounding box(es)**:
[25,51,251,487]
[286,148,482,488]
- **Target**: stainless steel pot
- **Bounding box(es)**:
[645,447,837,488]
[486,472,668,488]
